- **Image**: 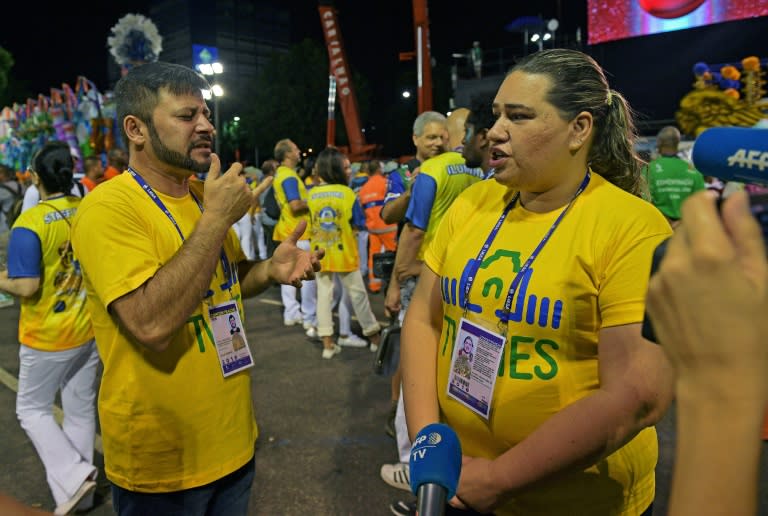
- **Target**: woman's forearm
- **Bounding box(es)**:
[401,267,444,440]
[489,328,673,497]
[401,318,440,441]
[488,385,656,495]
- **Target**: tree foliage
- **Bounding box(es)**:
[238,38,370,163]
[0,47,14,98]
[0,47,32,111]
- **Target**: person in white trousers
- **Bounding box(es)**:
[233,208,267,261]
[0,141,98,515]
[272,139,317,334]
[307,147,381,358]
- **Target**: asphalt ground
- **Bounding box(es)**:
[1,285,768,515]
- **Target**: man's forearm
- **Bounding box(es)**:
[394,224,424,281]
[111,211,231,351]
[381,193,410,224]
[289,199,309,216]
[238,259,274,298]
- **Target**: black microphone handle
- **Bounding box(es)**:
[417,483,448,516]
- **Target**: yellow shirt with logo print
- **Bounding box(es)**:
[12,196,93,351]
[424,173,672,516]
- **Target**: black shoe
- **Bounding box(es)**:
[389,499,416,516]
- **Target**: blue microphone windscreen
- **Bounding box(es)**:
[692,127,768,185]
[409,423,462,499]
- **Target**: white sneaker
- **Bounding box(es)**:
[380,462,410,492]
[305,326,318,339]
[370,343,378,352]
[321,344,342,359]
[283,317,303,327]
[338,334,368,348]
[54,478,97,515]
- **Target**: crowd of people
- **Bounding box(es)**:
[0,49,766,516]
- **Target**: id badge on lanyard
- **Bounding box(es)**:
[446,318,505,419]
[208,301,254,377]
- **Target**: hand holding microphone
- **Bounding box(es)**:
[410,423,462,516]
[643,126,768,343]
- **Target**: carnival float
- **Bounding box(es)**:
[676,55,767,136]
[0,14,162,172]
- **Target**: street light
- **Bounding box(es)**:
[547,18,559,48]
[197,61,224,155]
[530,33,543,52]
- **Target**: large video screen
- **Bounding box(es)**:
[588,0,768,45]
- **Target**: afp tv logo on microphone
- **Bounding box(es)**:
[728,148,768,172]
[411,430,443,461]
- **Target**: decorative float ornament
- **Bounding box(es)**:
[676,56,767,136]
[741,56,766,107]
[720,65,741,81]
[107,13,163,76]
[692,62,713,89]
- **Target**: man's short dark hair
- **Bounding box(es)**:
[466,92,497,132]
[114,62,210,144]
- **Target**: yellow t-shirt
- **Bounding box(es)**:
[308,183,360,272]
[71,173,256,492]
[273,165,310,241]
[405,151,484,260]
[12,196,93,351]
[424,173,672,515]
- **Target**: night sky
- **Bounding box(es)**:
[1,0,579,100]
[1,1,765,139]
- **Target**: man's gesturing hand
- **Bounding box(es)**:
[269,220,324,287]
[203,154,252,226]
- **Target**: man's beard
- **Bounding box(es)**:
[148,122,211,175]
[463,149,482,169]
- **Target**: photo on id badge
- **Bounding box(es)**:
[447,317,504,419]
[229,314,246,351]
[209,301,254,377]
[453,336,475,379]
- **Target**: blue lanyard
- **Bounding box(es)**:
[463,170,591,328]
[128,168,232,296]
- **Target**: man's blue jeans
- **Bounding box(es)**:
[111,456,255,516]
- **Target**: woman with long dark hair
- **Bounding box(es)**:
[308,147,381,359]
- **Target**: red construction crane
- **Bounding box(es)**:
[399,0,433,114]
[318,1,377,161]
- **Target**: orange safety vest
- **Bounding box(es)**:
[359,174,396,234]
